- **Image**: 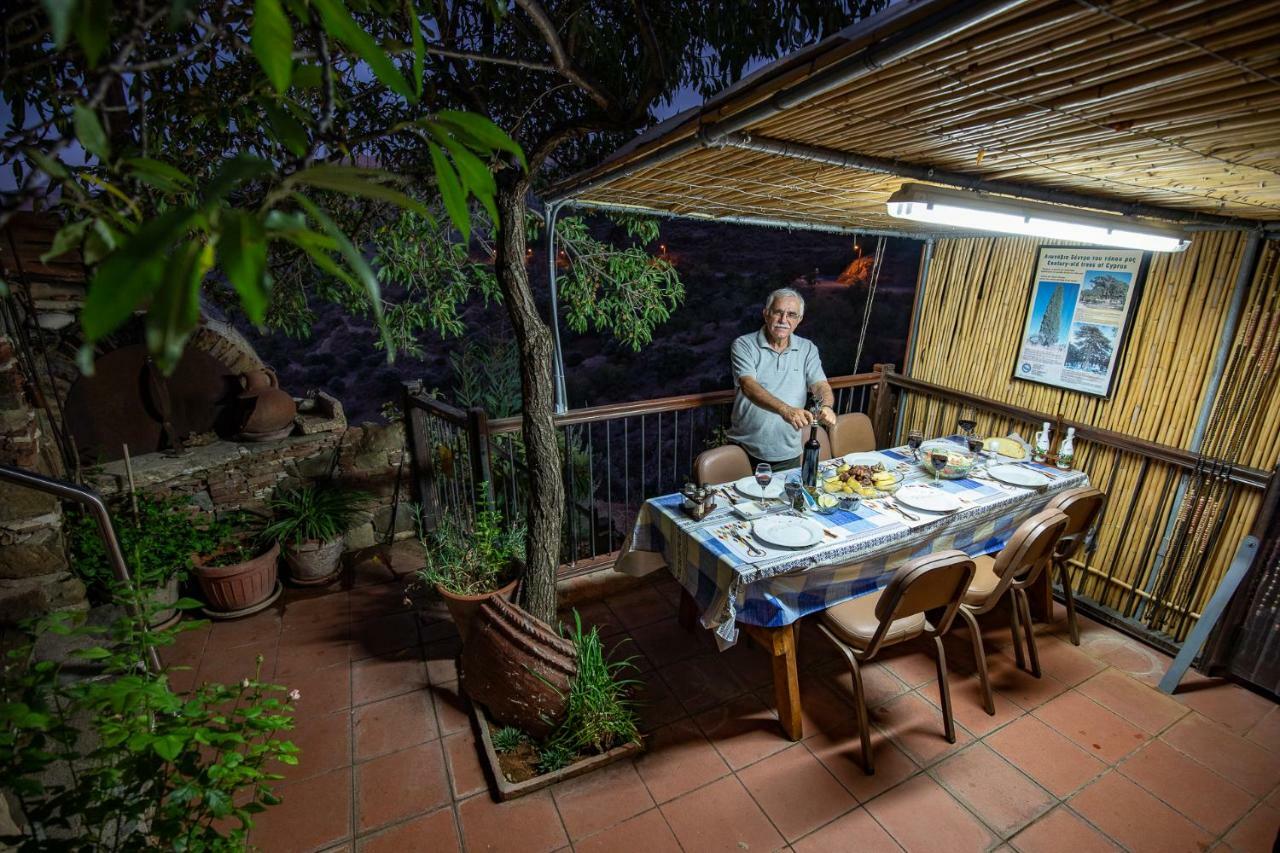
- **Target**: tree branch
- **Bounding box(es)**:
[512,0,611,111]
[424,45,557,73]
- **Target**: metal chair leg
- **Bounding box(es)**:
[849,656,874,775]
[1057,559,1081,645]
[958,607,995,715]
[1017,589,1042,678]
[1008,592,1026,671]
[933,636,956,743]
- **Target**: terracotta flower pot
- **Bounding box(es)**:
[284,537,343,585]
[195,542,279,613]
[436,563,522,642]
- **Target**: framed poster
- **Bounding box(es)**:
[1012,246,1146,398]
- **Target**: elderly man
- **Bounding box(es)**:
[728,288,836,470]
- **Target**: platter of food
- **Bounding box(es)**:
[822,461,902,497]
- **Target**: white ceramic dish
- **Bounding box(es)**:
[987,464,1050,488]
[731,500,768,520]
[842,452,886,468]
[894,484,962,513]
[752,515,825,549]
[734,476,785,500]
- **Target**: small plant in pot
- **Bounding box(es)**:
[193,515,281,618]
[413,496,524,641]
[69,493,233,629]
[262,484,370,586]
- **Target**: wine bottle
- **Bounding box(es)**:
[801,420,821,489]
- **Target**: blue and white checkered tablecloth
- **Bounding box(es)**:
[615,440,1089,648]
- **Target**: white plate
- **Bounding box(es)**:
[988,464,1050,488]
[752,515,825,549]
[734,476,785,500]
[731,500,768,520]
[842,452,885,467]
[894,484,961,513]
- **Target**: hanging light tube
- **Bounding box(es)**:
[886,183,1191,252]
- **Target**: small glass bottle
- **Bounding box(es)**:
[1056,427,1076,470]
[1033,421,1051,463]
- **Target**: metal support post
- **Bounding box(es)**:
[545,201,569,414]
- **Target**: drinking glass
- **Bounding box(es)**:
[930,450,949,484]
[957,406,978,438]
[754,463,773,504]
[967,436,986,475]
[907,429,924,461]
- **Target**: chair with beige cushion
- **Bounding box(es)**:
[693,444,752,487]
[957,509,1069,715]
[827,412,876,457]
[816,550,976,774]
[1043,487,1105,645]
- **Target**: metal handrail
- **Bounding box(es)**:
[0,464,162,672]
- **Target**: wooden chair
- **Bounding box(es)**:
[816,550,976,774]
[827,412,876,457]
[817,427,834,462]
[1043,487,1105,645]
[957,509,1069,715]
[693,445,752,486]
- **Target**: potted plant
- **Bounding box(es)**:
[414,497,524,641]
[69,493,231,629]
[193,528,280,618]
[262,484,369,585]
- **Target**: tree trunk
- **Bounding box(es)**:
[494,176,563,625]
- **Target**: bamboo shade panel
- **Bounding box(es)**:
[899,233,1277,641]
[566,0,1280,234]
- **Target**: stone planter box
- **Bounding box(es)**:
[472,701,643,802]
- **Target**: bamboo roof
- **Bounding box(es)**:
[550,0,1280,237]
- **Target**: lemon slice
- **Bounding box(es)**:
[817,494,838,508]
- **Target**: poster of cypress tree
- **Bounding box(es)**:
[1036,284,1064,345]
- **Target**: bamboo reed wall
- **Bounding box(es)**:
[902,233,1280,642]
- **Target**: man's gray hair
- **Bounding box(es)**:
[765,287,805,317]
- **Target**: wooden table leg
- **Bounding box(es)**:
[743,623,803,741]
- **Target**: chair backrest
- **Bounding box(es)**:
[869,549,975,652]
[828,412,876,457]
[1045,487,1105,561]
[817,427,834,462]
[693,444,751,486]
[992,508,1070,593]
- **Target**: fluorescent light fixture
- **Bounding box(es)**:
[886,183,1190,252]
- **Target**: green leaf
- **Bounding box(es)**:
[73,0,110,67]
[125,157,192,193]
[427,143,469,242]
[72,104,109,161]
[83,218,119,265]
[312,0,414,101]
[202,155,273,206]
[408,0,424,99]
[291,64,322,88]
[436,110,527,171]
[261,101,307,157]
[252,0,293,94]
[152,734,185,761]
[288,165,429,216]
[40,0,78,49]
[71,646,111,660]
[146,240,213,373]
[40,219,90,262]
[430,130,497,225]
[174,597,203,610]
[26,148,68,180]
[218,211,269,324]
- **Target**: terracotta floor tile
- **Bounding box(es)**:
[276,662,352,719]
[804,719,921,803]
[1069,771,1213,853]
[384,538,427,576]
[694,693,791,770]
[721,638,778,690]
[791,806,901,853]
[351,648,428,706]
[198,642,278,685]
[1080,636,1170,687]
[985,715,1107,798]
[280,711,351,783]
[796,620,842,671]
[354,741,449,833]
[629,617,708,669]
[659,775,785,853]
[918,673,1025,738]
[817,659,909,711]
[877,638,944,688]
[346,549,400,588]
[1032,690,1148,764]
[428,681,471,735]
[281,592,350,632]
[351,612,421,661]
[209,610,282,649]
[355,807,459,853]
[573,807,681,853]
[1163,713,1280,796]
[1008,805,1120,853]
[1118,739,1255,835]
[1246,707,1280,753]
[164,620,211,661]
[633,717,730,803]
[608,585,677,631]
[1005,634,1106,687]
[276,636,352,678]
[864,772,997,852]
[353,691,437,762]
[250,767,352,853]
[933,742,1055,837]
[550,759,654,841]
[560,599,626,639]
[755,676,857,738]
[1173,679,1275,735]
[660,653,748,715]
[1075,668,1189,734]
[423,638,461,686]
[442,728,487,799]
[985,653,1071,710]
[457,789,567,853]
[633,670,688,733]
[1224,802,1280,853]
[870,690,973,767]
[737,743,857,842]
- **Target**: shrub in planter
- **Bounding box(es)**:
[0,586,298,849]
[262,484,370,585]
[413,498,525,640]
[193,532,279,616]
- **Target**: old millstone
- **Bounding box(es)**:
[460,595,578,740]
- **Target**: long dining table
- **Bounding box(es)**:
[614,438,1089,740]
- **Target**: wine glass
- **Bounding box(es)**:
[754,463,773,504]
[930,450,950,484]
[967,436,986,474]
[957,406,978,438]
[907,429,924,461]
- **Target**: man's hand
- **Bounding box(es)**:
[817,405,837,428]
[781,405,813,430]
